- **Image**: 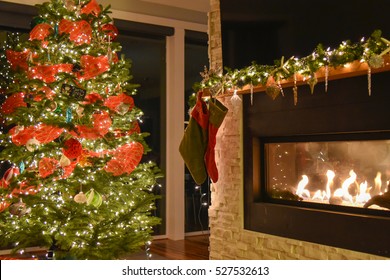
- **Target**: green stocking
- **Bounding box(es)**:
[179,92,209,185]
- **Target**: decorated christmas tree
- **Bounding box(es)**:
[0,0,162,259]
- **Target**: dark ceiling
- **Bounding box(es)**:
[220,0,390,68]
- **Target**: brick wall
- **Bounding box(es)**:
[207,0,388,260]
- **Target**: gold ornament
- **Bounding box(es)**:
[265,75,280,100]
[74,191,87,204]
[266,84,280,100]
[59,154,71,167]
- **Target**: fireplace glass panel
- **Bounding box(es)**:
[265,140,390,211]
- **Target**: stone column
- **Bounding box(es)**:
[208,0,223,71]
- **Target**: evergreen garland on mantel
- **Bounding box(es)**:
[196,30,390,102]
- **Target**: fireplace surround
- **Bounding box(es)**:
[243,72,390,257]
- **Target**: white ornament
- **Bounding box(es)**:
[26,138,40,152]
[230,89,242,113]
[76,105,84,117]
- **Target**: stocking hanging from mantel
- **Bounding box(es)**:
[179,91,228,185]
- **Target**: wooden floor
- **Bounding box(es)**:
[150,234,209,260]
[0,234,210,260]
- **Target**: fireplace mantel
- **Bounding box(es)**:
[221,54,390,96]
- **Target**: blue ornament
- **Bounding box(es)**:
[19,161,25,173]
[66,107,73,123]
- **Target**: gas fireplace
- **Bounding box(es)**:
[243,72,390,257]
[265,137,390,212]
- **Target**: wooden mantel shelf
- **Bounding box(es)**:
[227,54,390,95]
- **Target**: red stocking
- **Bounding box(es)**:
[204,99,228,183]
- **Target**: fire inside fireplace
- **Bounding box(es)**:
[265,139,390,212]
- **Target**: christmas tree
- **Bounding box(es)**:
[0,0,162,260]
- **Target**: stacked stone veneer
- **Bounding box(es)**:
[207,0,388,260]
[208,0,223,72]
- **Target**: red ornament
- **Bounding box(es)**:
[101,23,118,41]
[1,166,20,188]
[29,23,52,42]
[63,138,82,159]
[1,92,27,115]
[38,157,58,178]
[6,49,30,71]
[28,64,73,83]
[81,0,102,16]
[104,142,144,176]
[104,93,134,114]
[77,55,110,81]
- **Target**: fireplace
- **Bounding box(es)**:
[243,72,390,257]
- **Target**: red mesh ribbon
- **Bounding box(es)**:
[83,92,103,104]
[9,124,64,146]
[113,121,141,138]
[77,55,110,80]
[104,142,144,176]
[6,49,30,71]
[72,110,111,139]
[59,19,92,45]
[62,161,78,178]
[33,86,55,101]
[0,201,11,213]
[28,64,73,83]
[1,92,26,115]
[1,167,38,207]
[81,0,101,16]
[58,19,73,34]
[33,124,64,144]
[11,181,39,196]
[30,23,52,41]
[104,93,134,113]
[38,157,58,178]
